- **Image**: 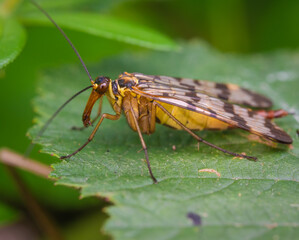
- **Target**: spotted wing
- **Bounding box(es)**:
[132,73,272,108]
[132,73,292,144]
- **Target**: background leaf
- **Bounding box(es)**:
[20,0,133,12]
[0,202,19,226]
[0,17,26,69]
[30,42,299,240]
[20,11,178,51]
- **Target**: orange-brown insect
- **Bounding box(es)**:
[30,1,292,183]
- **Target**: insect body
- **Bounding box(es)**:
[60,72,292,183]
[30,1,292,184]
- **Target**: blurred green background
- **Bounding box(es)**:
[0,0,299,239]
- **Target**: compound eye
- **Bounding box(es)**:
[100,82,107,90]
[94,76,110,93]
[96,80,109,94]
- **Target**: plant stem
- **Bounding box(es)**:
[0,148,63,240]
[0,148,52,178]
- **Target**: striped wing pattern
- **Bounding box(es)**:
[133,73,272,108]
[132,73,292,144]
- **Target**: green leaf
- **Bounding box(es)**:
[30,42,299,240]
[20,0,98,12]
[63,211,109,240]
[20,0,133,12]
[0,17,26,69]
[0,202,19,226]
[20,11,178,51]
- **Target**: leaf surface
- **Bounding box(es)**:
[20,11,178,51]
[0,17,26,69]
[30,42,299,240]
[0,202,19,226]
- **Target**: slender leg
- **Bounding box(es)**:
[72,98,103,131]
[154,101,257,161]
[129,105,158,183]
[61,112,120,159]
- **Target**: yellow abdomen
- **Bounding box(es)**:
[156,101,230,130]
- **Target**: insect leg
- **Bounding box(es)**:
[154,101,257,161]
[129,105,158,183]
[61,113,120,159]
[71,98,103,131]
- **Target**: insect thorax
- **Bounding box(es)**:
[116,72,139,91]
[106,72,139,106]
[104,72,156,134]
[105,72,137,112]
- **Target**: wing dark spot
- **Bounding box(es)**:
[241,88,272,108]
[215,83,229,90]
[231,115,249,129]
[153,75,161,82]
[223,102,235,114]
[217,93,229,101]
[223,103,250,129]
[243,101,253,107]
[180,83,195,89]
[208,108,217,115]
[185,92,198,98]
[264,120,292,144]
[215,83,230,101]
[186,100,194,105]
[248,110,255,118]
[193,80,201,86]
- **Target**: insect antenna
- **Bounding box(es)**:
[25,0,98,156]
[30,0,94,83]
[25,86,93,157]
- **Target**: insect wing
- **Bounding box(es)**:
[133,73,272,108]
[133,74,292,144]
